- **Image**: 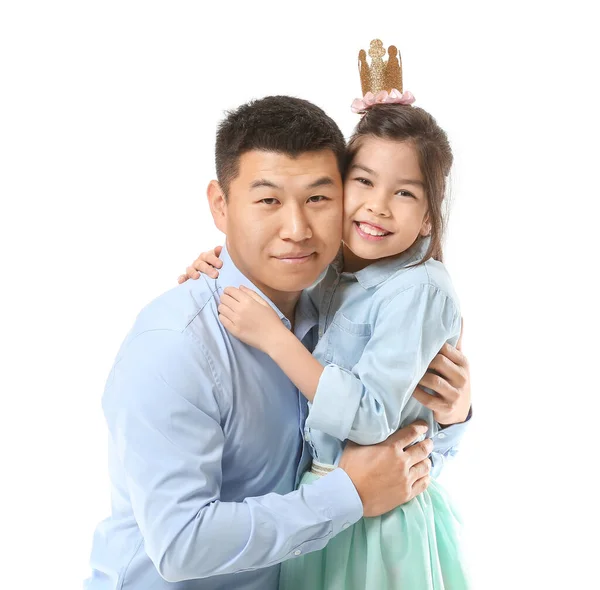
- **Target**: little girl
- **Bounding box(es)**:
[181,67,469,589]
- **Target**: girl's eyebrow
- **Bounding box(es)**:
[350,163,377,176]
[351,164,423,188]
[396,178,424,187]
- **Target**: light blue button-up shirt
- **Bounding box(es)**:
[85,245,363,590]
[305,237,467,473]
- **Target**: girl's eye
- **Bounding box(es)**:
[307,195,329,203]
[396,190,416,198]
[260,198,279,205]
[355,177,373,187]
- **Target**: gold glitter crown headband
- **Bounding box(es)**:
[351,39,415,114]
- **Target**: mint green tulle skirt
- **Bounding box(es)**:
[279,471,470,590]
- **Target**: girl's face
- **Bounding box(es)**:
[342,137,430,271]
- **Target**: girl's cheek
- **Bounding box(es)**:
[343,186,357,209]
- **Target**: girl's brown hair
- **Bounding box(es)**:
[346,104,453,262]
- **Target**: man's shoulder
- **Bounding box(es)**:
[132,277,220,337]
[106,279,230,409]
[114,277,226,370]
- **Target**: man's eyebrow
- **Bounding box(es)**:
[250,179,282,190]
[305,176,335,190]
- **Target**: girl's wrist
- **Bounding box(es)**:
[266,326,294,361]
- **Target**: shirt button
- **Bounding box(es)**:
[294,550,302,556]
[437,432,446,439]
[342,522,351,530]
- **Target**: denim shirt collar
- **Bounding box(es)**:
[331,236,431,289]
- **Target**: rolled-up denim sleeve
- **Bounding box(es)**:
[429,406,472,476]
[103,329,362,583]
[306,284,461,446]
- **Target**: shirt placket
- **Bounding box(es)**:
[319,270,341,339]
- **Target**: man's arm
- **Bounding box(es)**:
[103,329,362,582]
[414,334,473,476]
[103,329,432,582]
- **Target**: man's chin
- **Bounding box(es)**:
[262,261,324,292]
[266,274,319,293]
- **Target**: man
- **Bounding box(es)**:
[86,96,470,589]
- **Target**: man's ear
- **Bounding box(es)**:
[207,180,227,234]
[420,212,432,237]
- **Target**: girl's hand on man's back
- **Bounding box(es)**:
[178,245,223,283]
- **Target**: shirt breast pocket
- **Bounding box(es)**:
[324,312,372,370]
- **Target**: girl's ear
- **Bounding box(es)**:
[419,212,432,237]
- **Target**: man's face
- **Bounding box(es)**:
[209,150,343,301]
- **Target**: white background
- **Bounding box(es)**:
[1,1,598,588]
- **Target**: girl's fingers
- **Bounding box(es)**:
[222,287,243,302]
[201,246,223,269]
[198,253,223,270]
[239,285,269,307]
[220,293,241,309]
[206,253,223,268]
[194,260,218,278]
[218,312,235,332]
[218,302,237,320]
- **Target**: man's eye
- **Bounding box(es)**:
[260,198,279,205]
[307,195,329,203]
[355,177,373,187]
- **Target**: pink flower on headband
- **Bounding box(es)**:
[351,89,416,114]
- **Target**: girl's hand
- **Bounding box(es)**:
[218,285,287,354]
[177,245,223,284]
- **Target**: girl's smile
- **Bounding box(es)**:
[353,220,394,240]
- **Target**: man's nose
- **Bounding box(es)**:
[280,205,313,241]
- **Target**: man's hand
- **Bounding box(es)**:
[413,322,471,426]
[339,422,432,517]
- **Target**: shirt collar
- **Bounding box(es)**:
[332,236,431,290]
[216,243,318,335]
[294,291,319,342]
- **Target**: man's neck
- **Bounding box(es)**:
[223,242,302,326]
[258,286,301,328]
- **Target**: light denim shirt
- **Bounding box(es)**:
[304,237,466,472]
[85,245,363,590]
